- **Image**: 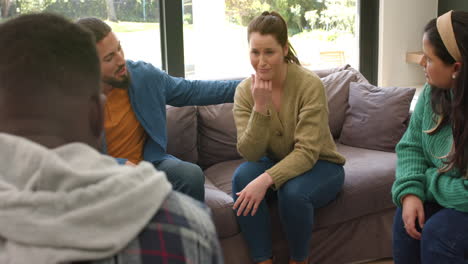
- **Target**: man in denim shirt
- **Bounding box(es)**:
[78,18,240,202]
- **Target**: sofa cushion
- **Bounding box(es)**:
[321,70,357,138]
[339,82,415,152]
[197,104,241,169]
[313,64,350,78]
[314,64,370,84]
[166,105,198,163]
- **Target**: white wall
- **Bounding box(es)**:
[378,0,438,87]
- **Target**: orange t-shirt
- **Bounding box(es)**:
[104,88,147,164]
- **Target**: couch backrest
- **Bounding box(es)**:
[166,103,239,168]
[166,105,198,164]
[166,65,370,167]
[197,103,241,169]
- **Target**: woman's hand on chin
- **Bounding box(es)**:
[251,74,272,115]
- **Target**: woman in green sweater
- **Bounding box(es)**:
[231,11,345,264]
[392,10,468,264]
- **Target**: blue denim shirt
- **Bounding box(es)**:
[102,60,240,164]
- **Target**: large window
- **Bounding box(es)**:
[183,0,359,79]
[0,0,161,68]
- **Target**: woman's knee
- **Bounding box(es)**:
[278,162,344,206]
[392,207,406,236]
[232,163,252,191]
[278,182,307,203]
[421,211,468,258]
[319,161,345,192]
[232,161,265,191]
[421,222,444,249]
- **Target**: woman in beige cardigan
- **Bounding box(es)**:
[232,11,346,264]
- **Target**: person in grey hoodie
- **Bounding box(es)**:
[0,13,222,264]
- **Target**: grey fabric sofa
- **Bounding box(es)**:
[165,65,407,264]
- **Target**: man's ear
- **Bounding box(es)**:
[89,93,105,140]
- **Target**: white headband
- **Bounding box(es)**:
[436,10,462,62]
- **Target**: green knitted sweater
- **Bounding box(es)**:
[392,83,468,212]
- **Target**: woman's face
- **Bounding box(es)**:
[420,33,458,89]
[249,32,288,81]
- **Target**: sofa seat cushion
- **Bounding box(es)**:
[204,146,396,232]
[314,143,396,229]
[204,159,245,196]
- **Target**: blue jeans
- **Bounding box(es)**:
[232,157,345,262]
[153,158,205,202]
[393,203,468,264]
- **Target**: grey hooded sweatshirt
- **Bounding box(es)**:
[0,133,172,264]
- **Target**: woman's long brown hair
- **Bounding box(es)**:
[425,11,468,175]
[247,11,301,65]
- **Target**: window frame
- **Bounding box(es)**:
[159,0,185,77]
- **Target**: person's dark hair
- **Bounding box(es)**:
[248,11,300,65]
[425,11,468,175]
[76,17,112,43]
[0,13,100,98]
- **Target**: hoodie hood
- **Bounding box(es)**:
[0,133,172,264]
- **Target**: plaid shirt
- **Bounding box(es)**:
[86,192,223,264]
